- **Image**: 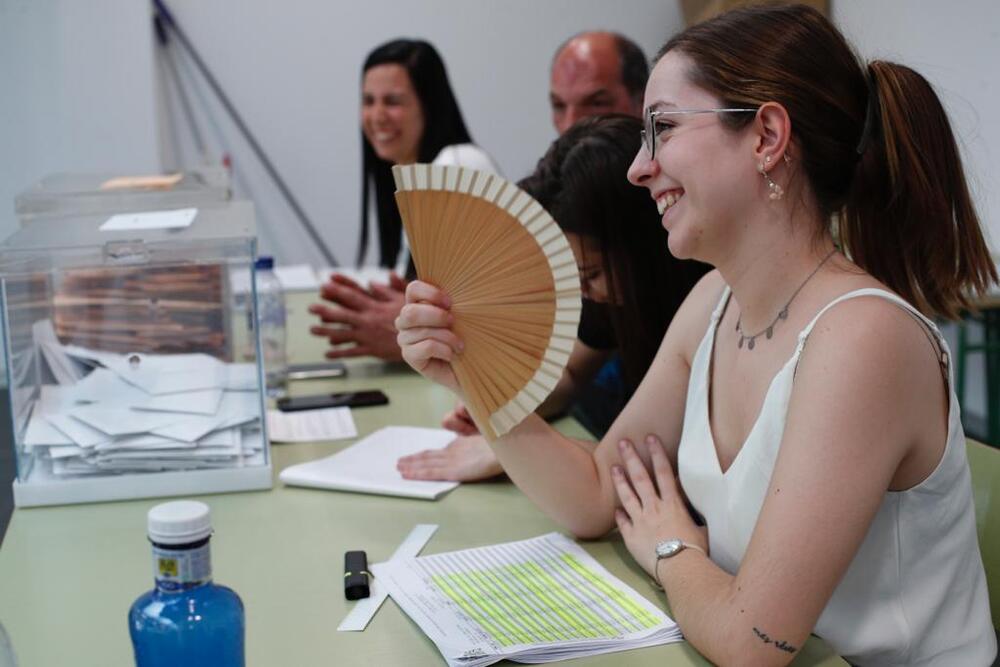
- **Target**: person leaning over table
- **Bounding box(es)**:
[309,30,649,363]
[396,114,709,482]
[393,4,997,665]
[308,38,499,360]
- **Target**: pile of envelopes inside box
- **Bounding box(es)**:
[23,319,264,476]
[53,264,227,357]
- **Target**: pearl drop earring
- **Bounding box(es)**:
[758,155,784,201]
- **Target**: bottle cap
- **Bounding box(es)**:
[147,500,213,545]
[255,256,274,270]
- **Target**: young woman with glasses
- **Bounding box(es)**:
[395,6,997,664]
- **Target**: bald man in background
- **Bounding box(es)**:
[549,31,647,134]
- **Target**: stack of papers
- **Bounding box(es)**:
[279,426,458,499]
[373,533,683,666]
[22,321,264,476]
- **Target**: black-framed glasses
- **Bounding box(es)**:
[642,107,757,159]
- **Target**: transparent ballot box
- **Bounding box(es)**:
[15,169,230,224]
[0,200,272,507]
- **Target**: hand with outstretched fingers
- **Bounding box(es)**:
[397,435,503,482]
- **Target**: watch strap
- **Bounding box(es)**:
[653,540,707,587]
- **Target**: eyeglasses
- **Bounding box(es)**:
[642,107,758,160]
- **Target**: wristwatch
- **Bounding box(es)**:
[653,539,707,587]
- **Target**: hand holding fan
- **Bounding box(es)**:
[392,164,581,440]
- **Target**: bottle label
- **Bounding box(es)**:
[152,543,212,591]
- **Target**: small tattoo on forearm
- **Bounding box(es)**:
[752,627,797,653]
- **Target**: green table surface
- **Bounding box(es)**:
[0,293,845,666]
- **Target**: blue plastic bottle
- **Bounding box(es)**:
[129,500,245,667]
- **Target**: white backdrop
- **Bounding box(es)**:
[150,0,683,268]
[3,1,998,266]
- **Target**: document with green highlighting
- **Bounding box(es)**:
[372,532,682,666]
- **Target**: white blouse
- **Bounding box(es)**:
[677,287,996,666]
[361,143,501,272]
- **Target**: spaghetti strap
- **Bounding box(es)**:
[793,288,950,383]
[710,286,732,325]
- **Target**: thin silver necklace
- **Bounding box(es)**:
[735,249,836,350]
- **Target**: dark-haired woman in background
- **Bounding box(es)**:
[396,5,996,663]
[397,115,708,482]
[309,38,499,360]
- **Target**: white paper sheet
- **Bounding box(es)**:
[24,414,74,447]
[133,388,224,415]
[32,321,84,385]
[67,406,183,436]
[274,264,320,291]
[47,445,88,459]
[265,407,357,443]
[45,413,110,448]
[73,367,149,404]
[99,208,197,231]
[198,427,239,448]
[105,353,225,395]
[150,390,260,441]
[278,426,458,500]
[24,386,79,448]
[94,434,196,452]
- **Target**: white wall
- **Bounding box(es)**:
[154,0,683,268]
[6,1,997,266]
[833,0,1000,253]
[0,0,160,242]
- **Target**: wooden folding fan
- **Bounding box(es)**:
[392,164,581,440]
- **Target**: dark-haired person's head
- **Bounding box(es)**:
[520,114,708,390]
[549,32,647,135]
[361,39,471,166]
[359,39,472,266]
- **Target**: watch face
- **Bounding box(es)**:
[656,539,683,558]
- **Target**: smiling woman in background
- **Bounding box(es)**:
[357,38,499,270]
[310,38,499,360]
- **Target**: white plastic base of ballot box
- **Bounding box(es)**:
[12,463,273,508]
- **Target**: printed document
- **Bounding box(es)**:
[372,532,682,666]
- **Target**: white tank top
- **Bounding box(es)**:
[677,287,996,666]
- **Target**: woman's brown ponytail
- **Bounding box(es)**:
[841,61,996,319]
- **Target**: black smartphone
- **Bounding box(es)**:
[276,390,389,412]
